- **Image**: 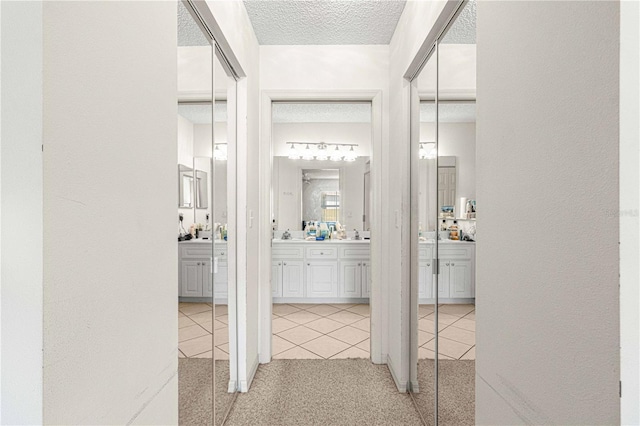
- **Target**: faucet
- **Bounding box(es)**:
[353,229,360,240]
[282,229,292,240]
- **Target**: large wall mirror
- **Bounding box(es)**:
[271,102,372,233]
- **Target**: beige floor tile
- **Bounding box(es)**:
[304,317,346,334]
[272,317,298,334]
[277,325,322,345]
[330,346,370,359]
[355,339,370,351]
[214,347,229,360]
[328,303,356,310]
[463,311,475,320]
[451,317,475,332]
[439,326,475,346]
[272,335,296,355]
[327,326,369,345]
[189,311,215,325]
[179,303,211,316]
[326,310,365,325]
[288,303,320,310]
[179,335,212,357]
[460,346,476,360]
[214,329,229,346]
[301,335,351,359]
[438,304,475,317]
[305,304,341,316]
[214,319,227,330]
[418,330,435,346]
[418,304,435,317]
[179,316,196,329]
[214,305,228,317]
[351,317,370,332]
[423,312,461,325]
[418,347,454,360]
[281,310,322,325]
[179,324,209,342]
[217,314,229,324]
[217,343,230,354]
[178,311,186,318]
[272,304,301,316]
[193,350,213,359]
[418,318,447,333]
[345,304,370,316]
[178,350,186,358]
[273,346,322,360]
[424,337,472,359]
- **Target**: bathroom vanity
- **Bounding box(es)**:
[418,240,475,303]
[178,239,227,303]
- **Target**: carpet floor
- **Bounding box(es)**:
[179,358,475,426]
[179,359,235,426]
[414,359,475,426]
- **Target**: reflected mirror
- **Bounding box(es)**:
[302,168,340,226]
[179,164,194,208]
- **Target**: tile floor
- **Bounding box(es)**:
[272,303,371,360]
[178,302,229,359]
[418,303,476,360]
[177,302,474,361]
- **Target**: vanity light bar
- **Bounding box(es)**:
[286,142,358,162]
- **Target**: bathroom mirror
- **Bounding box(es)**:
[302,168,340,225]
[179,164,194,208]
[194,167,209,209]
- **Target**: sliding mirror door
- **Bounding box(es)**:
[177,2,238,424]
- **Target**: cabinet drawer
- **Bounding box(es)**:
[181,245,212,259]
[338,246,370,259]
[305,246,338,259]
[419,246,433,260]
[273,246,304,259]
[212,247,227,260]
[439,246,473,260]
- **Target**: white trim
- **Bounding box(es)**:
[387,354,408,392]
[259,90,385,365]
[239,354,260,393]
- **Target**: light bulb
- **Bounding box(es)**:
[426,143,436,160]
[419,144,427,159]
[315,143,328,161]
[344,146,357,162]
[302,144,314,161]
[214,144,226,161]
[330,145,342,161]
[288,144,301,160]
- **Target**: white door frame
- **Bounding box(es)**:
[258,90,385,364]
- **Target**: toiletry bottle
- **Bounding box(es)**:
[440,220,447,231]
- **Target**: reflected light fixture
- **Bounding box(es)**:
[419,142,436,160]
[343,146,357,162]
[286,142,358,162]
[214,143,227,161]
[302,144,315,161]
[315,143,328,161]
[288,143,301,160]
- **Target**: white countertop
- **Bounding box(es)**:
[273,238,370,244]
[179,238,226,244]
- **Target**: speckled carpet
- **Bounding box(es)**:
[179,358,475,426]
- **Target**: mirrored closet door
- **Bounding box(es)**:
[411,1,477,424]
[177,1,238,424]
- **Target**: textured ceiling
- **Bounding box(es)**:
[441,0,476,44]
[178,103,227,124]
[178,1,209,47]
[243,1,406,45]
[420,102,476,123]
[273,103,371,123]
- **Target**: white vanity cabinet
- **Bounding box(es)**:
[272,240,370,302]
[179,241,227,302]
[418,242,475,302]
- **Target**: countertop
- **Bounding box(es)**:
[179,238,226,244]
[273,238,370,244]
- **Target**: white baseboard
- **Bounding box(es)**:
[239,354,259,392]
[386,354,407,392]
[227,380,237,393]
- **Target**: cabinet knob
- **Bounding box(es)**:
[358,263,361,266]
[320,252,324,255]
[427,263,430,266]
[451,263,455,266]
[278,262,282,266]
[446,263,450,266]
[307,263,311,266]
[197,262,200,266]
[283,262,287,265]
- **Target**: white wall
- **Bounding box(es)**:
[0,2,44,423]
[476,2,620,424]
[272,122,372,157]
[41,2,178,423]
[388,0,448,391]
[620,1,640,423]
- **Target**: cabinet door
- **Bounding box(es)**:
[339,260,362,298]
[362,262,371,298]
[211,263,228,299]
[438,259,450,299]
[449,260,473,298]
[306,261,338,298]
[272,261,283,297]
[282,261,304,298]
[203,260,213,298]
[419,260,434,299]
[181,261,203,297]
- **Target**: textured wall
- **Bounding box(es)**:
[476,2,620,424]
[42,2,178,423]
